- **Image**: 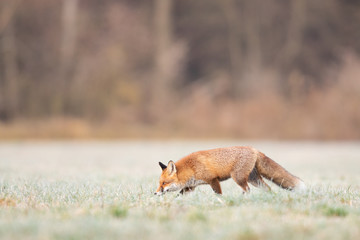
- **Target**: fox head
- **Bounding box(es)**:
[155,160,181,195]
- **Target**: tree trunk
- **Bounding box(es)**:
[242,0,263,96]
[60,0,78,74]
[0,1,19,121]
[221,0,243,98]
[56,0,78,114]
[283,0,306,62]
[143,0,174,122]
[154,0,173,102]
[282,0,307,99]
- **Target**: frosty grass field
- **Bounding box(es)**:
[0,141,359,240]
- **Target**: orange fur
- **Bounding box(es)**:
[155,146,305,195]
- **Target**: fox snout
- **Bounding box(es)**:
[154,187,165,196]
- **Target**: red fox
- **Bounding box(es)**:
[155,146,306,195]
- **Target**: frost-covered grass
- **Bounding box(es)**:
[0,141,360,239]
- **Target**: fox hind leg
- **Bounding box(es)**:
[231,172,250,193]
[248,168,271,191]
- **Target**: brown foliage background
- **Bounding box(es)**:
[0,0,360,139]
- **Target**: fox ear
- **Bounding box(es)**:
[167,160,176,175]
[159,162,167,170]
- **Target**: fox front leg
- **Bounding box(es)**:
[179,187,195,195]
[209,179,222,194]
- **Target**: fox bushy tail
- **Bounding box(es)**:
[255,153,306,191]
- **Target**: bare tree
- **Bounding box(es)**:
[56,0,79,114]
[60,0,78,74]
[281,0,307,99]
[220,0,243,97]
[0,0,19,121]
[283,0,307,63]
[241,0,263,95]
[144,0,175,121]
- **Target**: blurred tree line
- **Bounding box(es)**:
[0,0,360,139]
